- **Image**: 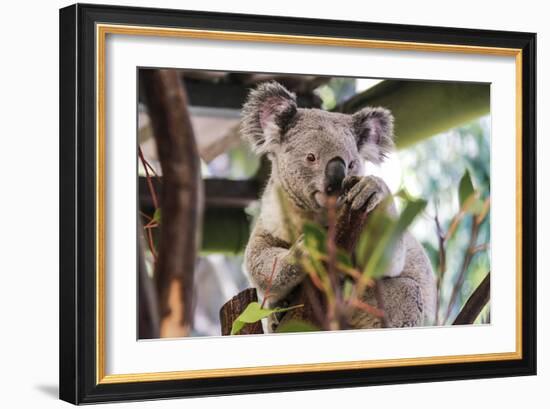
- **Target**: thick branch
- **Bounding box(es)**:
[141,69,203,336]
[220,288,264,335]
[452,273,490,325]
[139,177,259,210]
[138,223,160,339]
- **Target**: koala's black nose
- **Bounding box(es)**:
[324,157,346,196]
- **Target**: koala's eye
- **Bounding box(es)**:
[306,153,316,162]
[349,160,356,169]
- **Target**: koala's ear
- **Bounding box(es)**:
[241,81,297,155]
[352,107,395,164]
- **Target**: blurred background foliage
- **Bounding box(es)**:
[401,117,491,325]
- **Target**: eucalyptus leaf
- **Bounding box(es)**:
[153,208,162,224]
[358,198,426,279]
[395,188,413,202]
[459,170,485,214]
[342,279,354,301]
[395,198,427,233]
[302,221,327,254]
[231,302,304,335]
[337,249,353,268]
[355,232,370,268]
[459,170,475,207]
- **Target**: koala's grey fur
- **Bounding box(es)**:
[241,81,436,329]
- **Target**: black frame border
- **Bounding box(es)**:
[59,3,536,404]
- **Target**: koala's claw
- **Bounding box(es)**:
[350,187,382,212]
[345,176,388,213]
[342,176,361,192]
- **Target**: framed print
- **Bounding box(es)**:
[59,3,537,404]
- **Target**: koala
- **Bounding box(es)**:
[241,81,436,329]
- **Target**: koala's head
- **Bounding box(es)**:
[241,81,394,210]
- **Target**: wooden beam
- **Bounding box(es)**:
[139,177,256,253]
[139,176,260,209]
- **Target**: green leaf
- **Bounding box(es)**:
[275,320,320,333]
[302,222,326,253]
[355,232,370,268]
[395,198,427,233]
[342,279,354,301]
[231,302,303,335]
[354,225,374,268]
[355,213,392,270]
[458,170,486,215]
[357,198,426,280]
[395,188,413,202]
[459,170,475,207]
[153,208,162,224]
[337,249,353,268]
[360,218,396,279]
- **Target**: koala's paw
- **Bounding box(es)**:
[344,175,390,212]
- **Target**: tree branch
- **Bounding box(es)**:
[452,273,490,325]
[220,288,264,336]
[444,220,480,323]
[138,221,160,339]
[141,69,203,337]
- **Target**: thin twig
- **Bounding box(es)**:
[326,195,342,330]
[146,227,157,261]
[315,254,367,281]
[143,155,159,177]
[476,197,491,225]
[443,220,480,323]
[304,280,328,330]
[301,258,328,292]
[138,146,159,210]
[261,258,278,309]
[444,193,479,242]
[348,298,385,318]
[470,243,489,254]
[140,210,154,221]
[434,206,446,325]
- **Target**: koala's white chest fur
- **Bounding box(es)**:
[258,181,314,244]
